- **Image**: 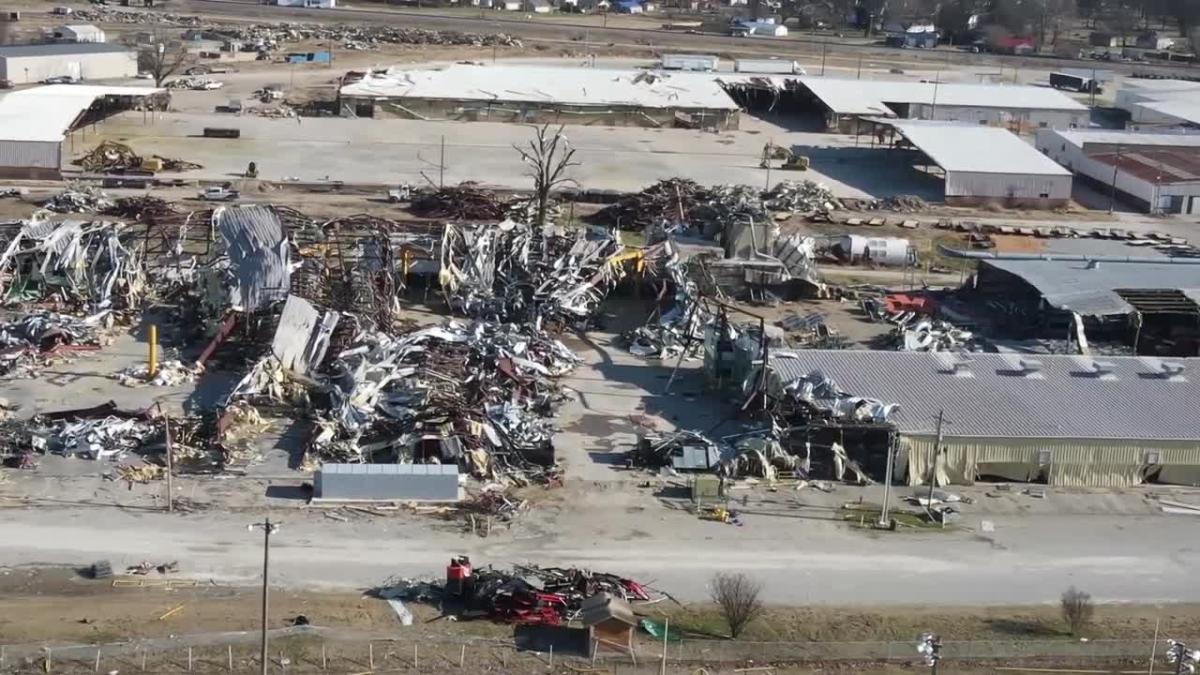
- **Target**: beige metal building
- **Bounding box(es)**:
[768,350,1200,488]
[0,43,136,84]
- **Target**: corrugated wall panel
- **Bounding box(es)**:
[0,140,61,170]
[945,171,1073,199]
[904,436,1200,488]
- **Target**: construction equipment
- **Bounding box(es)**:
[700,505,730,522]
[760,142,809,170]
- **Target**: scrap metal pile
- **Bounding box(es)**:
[72,9,522,49]
[0,404,164,463]
[440,221,625,326]
[598,179,842,234]
[73,141,202,174]
[0,311,108,377]
[410,183,507,221]
[40,186,114,214]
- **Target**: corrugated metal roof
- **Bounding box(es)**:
[1138,98,1200,126]
[213,205,291,312]
[982,257,1200,315]
[798,77,1088,116]
[882,120,1072,175]
[0,84,162,143]
[769,350,1200,440]
[1048,128,1200,149]
[339,64,740,110]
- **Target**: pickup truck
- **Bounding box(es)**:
[198,186,239,201]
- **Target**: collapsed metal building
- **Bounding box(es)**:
[763,350,1200,488]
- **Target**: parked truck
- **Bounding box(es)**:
[660,53,719,71]
[1050,71,1103,94]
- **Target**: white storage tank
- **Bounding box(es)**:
[835,235,913,266]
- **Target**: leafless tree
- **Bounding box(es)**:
[512,124,579,227]
[138,33,190,87]
[710,573,764,639]
[1061,586,1095,636]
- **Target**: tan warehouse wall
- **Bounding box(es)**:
[903,435,1200,488]
[0,51,137,84]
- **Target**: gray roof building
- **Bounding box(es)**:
[0,43,130,57]
[769,350,1200,440]
[979,258,1200,316]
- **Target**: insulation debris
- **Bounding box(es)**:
[164,77,224,91]
[115,360,199,387]
[0,219,145,310]
[776,368,899,424]
[764,180,842,214]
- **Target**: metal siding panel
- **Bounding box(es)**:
[316,464,459,501]
[0,140,60,169]
[945,171,1069,199]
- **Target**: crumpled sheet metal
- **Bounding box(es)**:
[0,219,144,310]
[778,368,899,424]
[303,319,580,477]
[440,220,625,326]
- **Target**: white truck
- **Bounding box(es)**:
[660,54,720,71]
[734,59,805,75]
[199,185,239,201]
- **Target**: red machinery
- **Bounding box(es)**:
[446,556,472,597]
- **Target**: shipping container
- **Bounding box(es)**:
[660,53,719,71]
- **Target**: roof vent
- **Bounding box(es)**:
[1086,259,1101,270]
[1077,357,1117,380]
[1140,357,1187,381]
[1017,358,1043,378]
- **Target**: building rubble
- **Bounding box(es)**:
[777,368,899,424]
[440,220,625,326]
[40,186,115,214]
[0,219,145,310]
[410,183,508,221]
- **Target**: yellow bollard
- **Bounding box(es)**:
[147,324,158,380]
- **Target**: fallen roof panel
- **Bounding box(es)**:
[983,257,1200,315]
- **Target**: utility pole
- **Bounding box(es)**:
[250,519,279,675]
[877,432,897,528]
[1108,145,1123,214]
[930,70,941,120]
[927,410,948,509]
[856,54,863,79]
[820,40,827,76]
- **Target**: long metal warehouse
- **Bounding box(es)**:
[0,43,136,84]
[766,350,1200,488]
[872,119,1074,206]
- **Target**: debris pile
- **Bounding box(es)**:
[627,430,721,471]
[778,369,898,424]
[440,221,625,325]
[115,360,199,387]
[40,186,114,214]
[72,9,522,49]
[410,183,506,220]
[764,180,842,213]
[74,141,202,173]
[595,178,705,231]
[105,196,179,221]
[894,317,975,352]
[0,220,145,310]
[164,77,224,91]
[376,558,654,626]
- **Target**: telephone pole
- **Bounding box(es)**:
[250,518,279,675]
[927,410,949,510]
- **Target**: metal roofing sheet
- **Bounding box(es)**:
[1051,129,1200,148]
[339,63,740,110]
[213,205,290,312]
[1138,98,1200,126]
[884,120,1073,175]
[797,77,1088,116]
[769,350,1200,440]
[983,257,1200,315]
[0,84,163,142]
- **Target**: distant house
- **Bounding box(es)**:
[493,0,521,9]
[1136,32,1176,50]
[990,34,1035,54]
[886,32,937,48]
[1089,31,1123,47]
[613,0,643,12]
[48,24,106,43]
[526,0,552,11]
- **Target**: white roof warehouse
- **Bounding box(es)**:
[339,63,742,129]
[0,84,165,179]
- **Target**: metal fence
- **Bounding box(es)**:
[0,628,1185,674]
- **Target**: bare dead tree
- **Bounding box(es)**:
[1061,586,1095,636]
[512,124,580,227]
[138,33,190,87]
[709,573,764,639]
